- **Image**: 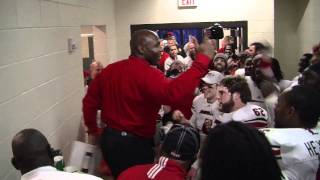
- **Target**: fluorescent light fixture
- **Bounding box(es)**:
[81,33,94,37]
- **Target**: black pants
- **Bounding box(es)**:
[100,128,154,178]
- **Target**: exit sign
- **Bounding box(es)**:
[178,0,198,8]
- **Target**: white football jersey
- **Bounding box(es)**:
[232,104,269,128]
[190,98,221,146]
[191,94,207,114]
[245,76,267,109]
[190,100,221,131]
[218,104,269,129]
[217,112,233,124]
[164,55,186,71]
[262,128,320,180]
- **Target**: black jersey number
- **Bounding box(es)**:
[253,108,266,117]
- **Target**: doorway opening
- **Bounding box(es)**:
[80,25,107,86]
[131,21,247,54]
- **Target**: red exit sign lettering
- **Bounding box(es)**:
[178,0,197,7]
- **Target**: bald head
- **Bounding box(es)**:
[90,61,103,71]
[130,29,161,65]
[90,61,103,79]
[12,129,53,174]
[130,30,157,54]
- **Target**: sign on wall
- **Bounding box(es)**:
[178,0,198,8]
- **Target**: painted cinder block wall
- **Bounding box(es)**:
[0,0,116,179]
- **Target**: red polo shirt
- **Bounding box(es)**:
[118,156,186,180]
[83,54,210,138]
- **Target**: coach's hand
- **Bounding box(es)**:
[198,36,216,60]
[172,110,189,125]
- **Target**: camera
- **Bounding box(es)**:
[205,23,224,39]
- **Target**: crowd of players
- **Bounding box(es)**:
[11,29,320,180]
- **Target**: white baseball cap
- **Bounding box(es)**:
[201,70,224,85]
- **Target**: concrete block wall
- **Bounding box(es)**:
[0,0,116,179]
[93,26,108,66]
[274,0,301,79]
[275,0,320,79]
[114,0,274,59]
[298,0,320,56]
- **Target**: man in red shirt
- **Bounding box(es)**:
[82,29,214,177]
[118,124,200,180]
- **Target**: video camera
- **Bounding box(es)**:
[205,23,224,39]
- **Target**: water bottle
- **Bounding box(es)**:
[54,155,65,171]
[81,152,93,173]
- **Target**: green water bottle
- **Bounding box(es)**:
[54,155,65,171]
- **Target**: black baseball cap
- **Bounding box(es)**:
[161,124,200,161]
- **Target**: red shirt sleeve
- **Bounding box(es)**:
[82,73,103,135]
[143,53,210,106]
